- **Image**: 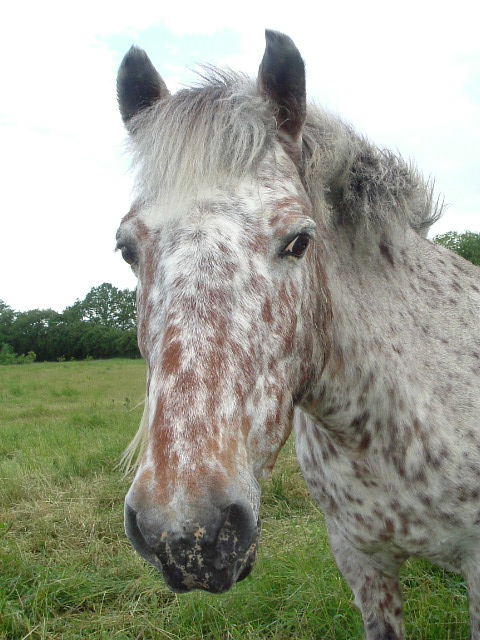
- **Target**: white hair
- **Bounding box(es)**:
[127,67,443,232]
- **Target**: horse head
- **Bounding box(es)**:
[116,31,328,593]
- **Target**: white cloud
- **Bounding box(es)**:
[1,0,478,310]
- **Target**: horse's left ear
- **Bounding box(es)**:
[258,30,306,145]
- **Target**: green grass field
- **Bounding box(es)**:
[0,360,470,639]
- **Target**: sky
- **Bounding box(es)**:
[1,0,479,312]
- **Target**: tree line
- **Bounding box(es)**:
[1,232,479,363]
[0,283,139,362]
[433,231,480,266]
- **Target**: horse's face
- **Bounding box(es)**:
[116,31,321,593]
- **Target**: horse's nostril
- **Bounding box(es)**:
[217,501,257,552]
[124,502,139,540]
[124,502,161,567]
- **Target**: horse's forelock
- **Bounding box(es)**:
[128,70,276,207]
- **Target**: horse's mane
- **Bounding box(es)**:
[302,111,443,235]
[128,67,443,232]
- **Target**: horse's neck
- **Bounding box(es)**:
[305,223,425,438]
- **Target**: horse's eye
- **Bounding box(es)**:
[120,244,137,265]
[281,233,310,258]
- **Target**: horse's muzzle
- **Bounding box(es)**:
[125,501,260,593]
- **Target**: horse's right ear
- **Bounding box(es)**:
[117,46,170,128]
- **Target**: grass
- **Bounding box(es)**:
[0,360,470,639]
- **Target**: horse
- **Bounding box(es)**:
[115,30,480,639]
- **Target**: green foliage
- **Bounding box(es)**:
[433,231,480,266]
[0,343,17,365]
[0,301,14,347]
[0,284,140,362]
[0,343,36,365]
[65,283,136,331]
[17,351,36,364]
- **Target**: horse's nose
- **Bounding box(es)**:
[125,500,223,551]
[124,499,259,592]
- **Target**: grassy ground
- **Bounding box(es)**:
[0,360,470,639]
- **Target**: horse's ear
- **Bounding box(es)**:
[117,46,170,127]
[258,30,306,143]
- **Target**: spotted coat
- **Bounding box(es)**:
[116,30,480,638]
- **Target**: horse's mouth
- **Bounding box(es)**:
[154,538,258,594]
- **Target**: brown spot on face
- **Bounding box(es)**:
[262,298,273,324]
[149,399,180,500]
[247,232,268,255]
[162,333,183,376]
[271,196,303,214]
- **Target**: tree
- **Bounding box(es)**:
[0,300,15,346]
[9,309,61,361]
[66,283,136,331]
[47,320,89,360]
[433,231,480,267]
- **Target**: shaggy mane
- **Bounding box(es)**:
[128,67,443,233]
[129,69,275,206]
[302,110,443,234]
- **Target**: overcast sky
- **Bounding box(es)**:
[2,0,479,312]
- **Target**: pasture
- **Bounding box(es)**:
[0,360,470,639]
